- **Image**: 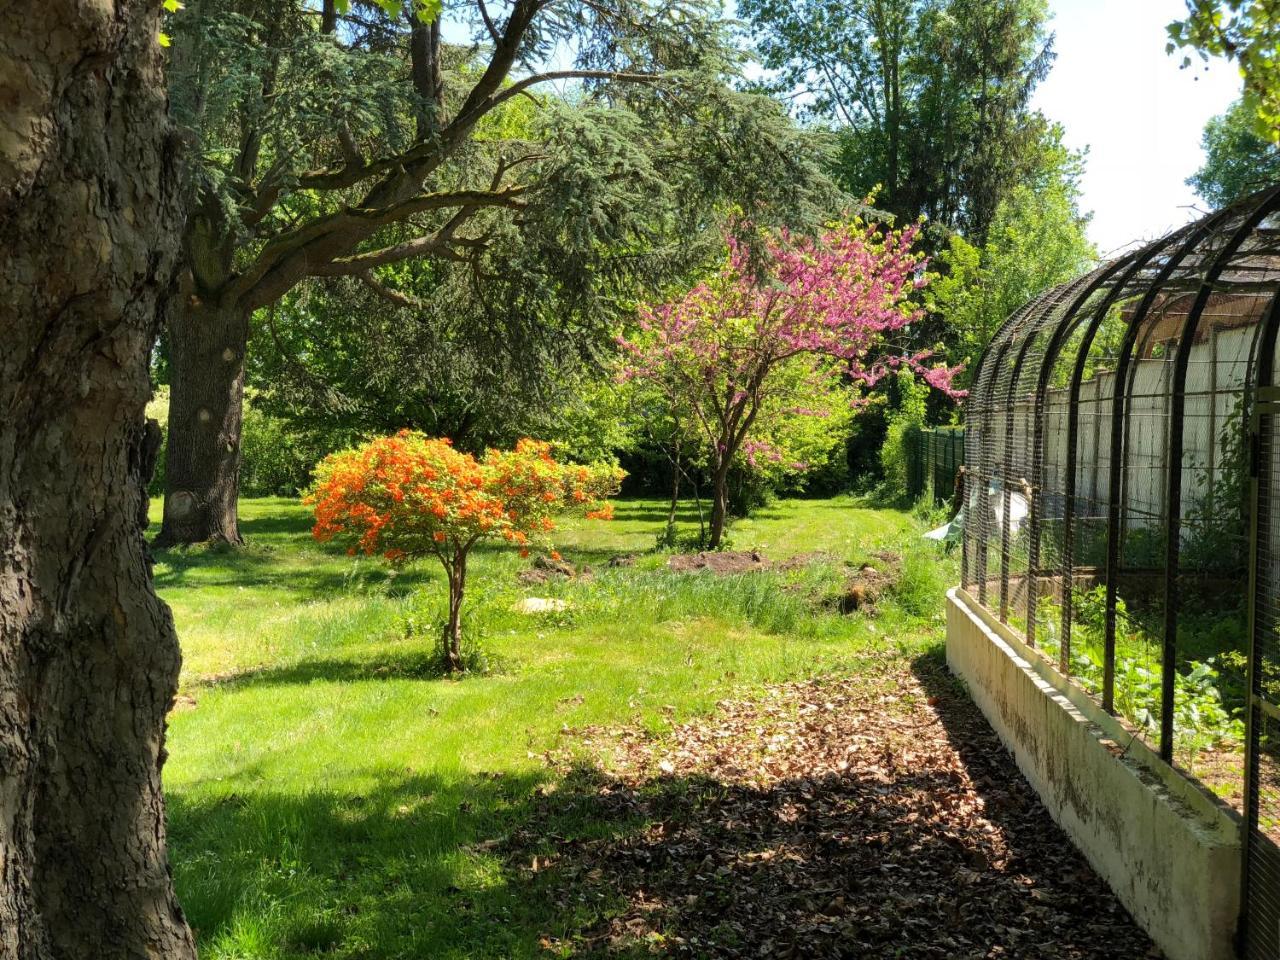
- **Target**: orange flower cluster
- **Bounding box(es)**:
[305,431,624,565]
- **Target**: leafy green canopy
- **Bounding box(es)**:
[1169,0,1280,140]
[739,0,1055,243]
[168,0,843,465]
[927,124,1095,384]
[167,0,840,315]
[1188,96,1280,207]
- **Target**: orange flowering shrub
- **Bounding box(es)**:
[306,432,623,669]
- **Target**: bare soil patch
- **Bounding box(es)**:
[668,550,770,575]
[519,554,593,585]
[776,550,840,571]
[833,550,902,613]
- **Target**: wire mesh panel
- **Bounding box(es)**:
[1031,262,1138,673]
[959,186,1280,946]
[992,310,1040,621]
[926,429,965,505]
[1018,269,1114,648]
[1246,383,1280,960]
[1112,294,1179,754]
[964,294,1053,605]
[1173,219,1280,798]
[907,429,966,505]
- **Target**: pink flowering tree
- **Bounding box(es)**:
[619,220,963,549]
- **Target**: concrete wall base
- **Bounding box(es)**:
[945,588,1241,960]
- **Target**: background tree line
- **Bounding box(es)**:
[149,0,1101,536]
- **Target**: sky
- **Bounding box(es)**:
[1033,0,1243,256]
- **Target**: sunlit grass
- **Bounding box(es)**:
[155,495,954,959]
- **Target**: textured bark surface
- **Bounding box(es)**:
[0,2,196,957]
[157,298,247,546]
[444,554,466,673]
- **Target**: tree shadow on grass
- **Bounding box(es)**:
[606,502,707,525]
[167,769,574,959]
[239,511,316,538]
[197,643,513,690]
[202,651,454,689]
[151,536,439,601]
[169,660,1157,959]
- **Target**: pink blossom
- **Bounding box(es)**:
[617,219,962,481]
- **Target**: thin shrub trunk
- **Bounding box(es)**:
[0,1,196,954]
[708,461,731,550]
[444,553,466,672]
[668,456,681,528]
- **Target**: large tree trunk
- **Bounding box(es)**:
[158,298,249,546]
[0,2,197,957]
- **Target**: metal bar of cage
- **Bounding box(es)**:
[1100,206,1244,714]
[973,344,1010,606]
[970,299,1044,605]
[974,292,1062,559]
[1010,273,1093,638]
[958,185,1280,955]
[1056,249,1168,677]
[1241,288,1280,959]
[998,286,1081,624]
[1000,327,1041,623]
[1160,189,1280,761]
[1026,261,1135,657]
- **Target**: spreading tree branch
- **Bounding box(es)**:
[358,271,427,309]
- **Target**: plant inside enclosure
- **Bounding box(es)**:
[618,220,962,548]
[1034,585,1246,781]
[1182,393,1251,576]
[307,433,622,669]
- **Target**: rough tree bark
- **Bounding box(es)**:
[156,298,249,545]
[706,394,763,550]
[157,203,248,545]
[444,552,467,672]
[0,1,196,956]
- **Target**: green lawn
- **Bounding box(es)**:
[155,495,952,959]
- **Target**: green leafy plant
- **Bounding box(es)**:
[879,369,929,502]
[1037,586,1246,769]
[1182,394,1250,576]
[1169,1,1280,140]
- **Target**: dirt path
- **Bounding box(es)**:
[508,652,1159,959]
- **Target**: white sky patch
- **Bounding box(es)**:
[1034,0,1243,255]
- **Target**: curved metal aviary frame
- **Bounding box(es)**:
[960,186,1280,956]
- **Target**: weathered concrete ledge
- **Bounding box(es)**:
[945,588,1241,960]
